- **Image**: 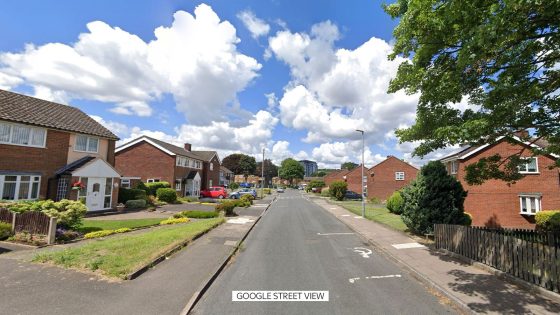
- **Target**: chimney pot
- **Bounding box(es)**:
[184,143,192,151]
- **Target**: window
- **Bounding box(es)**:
[0,175,40,200]
[0,121,46,148]
[78,177,88,198]
[75,135,99,153]
[210,163,214,171]
[519,195,541,215]
[147,179,160,183]
[121,179,130,188]
[450,161,459,174]
[175,179,182,191]
[56,177,69,201]
[104,178,113,208]
[395,172,405,181]
[176,156,190,167]
[518,157,538,174]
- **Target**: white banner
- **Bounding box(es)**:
[232,291,329,302]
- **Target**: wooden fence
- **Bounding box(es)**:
[0,208,13,224]
[434,224,560,293]
[14,211,51,235]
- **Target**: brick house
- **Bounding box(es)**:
[367,156,418,201]
[440,136,560,228]
[324,169,351,187]
[343,165,368,195]
[0,89,121,211]
[114,136,220,197]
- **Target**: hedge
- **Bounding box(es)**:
[536,210,560,232]
[118,188,147,203]
[156,188,177,203]
[125,199,147,209]
[145,181,171,196]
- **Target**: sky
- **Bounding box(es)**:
[0,0,458,168]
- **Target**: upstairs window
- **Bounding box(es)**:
[176,156,189,167]
[75,135,99,153]
[0,121,46,148]
[450,160,459,174]
[518,157,538,174]
[210,163,214,171]
[395,172,405,181]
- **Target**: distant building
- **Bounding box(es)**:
[299,160,318,177]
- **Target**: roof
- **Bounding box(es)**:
[55,156,95,175]
[0,89,118,140]
[115,136,203,160]
[369,156,418,172]
[220,166,233,174]
[192,150,219,162]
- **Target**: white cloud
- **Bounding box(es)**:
[0,4,261,123]
[311,141,385,169]
[89,115,130,138]
[237,10,270,39]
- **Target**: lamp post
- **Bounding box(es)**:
[261,148,265,199]
[356,129,365,218]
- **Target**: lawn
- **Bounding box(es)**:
[330,200,408,232]
[77,218,164,234]
[34,218,224,279]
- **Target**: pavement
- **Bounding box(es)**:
[311,195,560,315]
[0,198,273,315]
[192,189,455,315]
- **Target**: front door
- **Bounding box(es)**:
[86,177,105,211]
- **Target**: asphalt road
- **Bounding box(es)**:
[192,190,454,315]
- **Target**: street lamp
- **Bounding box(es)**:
[261,148,265,199]
[356,129,365,218]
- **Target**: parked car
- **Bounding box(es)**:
[277,187,285,193]
[230,188,257,199]
[200,186,228,199]
[239,182,254,188]
[344,191,362,200]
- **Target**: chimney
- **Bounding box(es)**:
[184,143,192,151]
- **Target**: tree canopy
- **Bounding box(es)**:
[341,162,358,170]
[279,158,305,184]
[385,0,560,183]
[222,154,257,177]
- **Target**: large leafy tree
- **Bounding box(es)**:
[255,159,279,187]
[279,158,305,185]
[222,154,257,179]
[385,0,560,183]
[341,162,358,170]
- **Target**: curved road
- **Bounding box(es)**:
[192,189,454,315]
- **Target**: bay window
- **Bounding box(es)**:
[0,175,41,200]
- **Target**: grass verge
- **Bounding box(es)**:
[34,218,224,279]
[77,218,164,234]
[330,200,408,232]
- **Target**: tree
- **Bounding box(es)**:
[341,162,358,170]
[222,154,257,180]
[329,181,348,201]
[400,161,469,234]
[255,159,279,187]
[279,158,305,185]
[311,170,327,177]
[305,180,325,192]
[385,0,560,184]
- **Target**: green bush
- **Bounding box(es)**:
[536,210,560,232]
[118,188,147,203]
[386,191,404,215]
[263,188,271,195]
[156,188,177,203]
[240,194,254,205]
[84,230,115,239]
[134,181,149,194]
[125,199,147,209]
[306,180,325,193]
[0,222,12,240]
[6,199,87,229]
[401,161,468,235]
[216,201,237,216]
[329,181,348,201]
[160,217,189,225]
[228,182,240,190]
[145,181,171,196]
[178,211,219,219]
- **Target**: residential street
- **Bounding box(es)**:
[192,189,454,315]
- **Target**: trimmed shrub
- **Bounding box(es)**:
[84,230,115,239]
[240,194,254,205]
[7,199,87,229]
[386,191,404,215]
[536,210,560,232]
[145,181,171,196]
[134,181,149,194]
[156,188,177,203]
[160,217,189,225]
[228,182,240,190]
[401,161,468,235]
[329,181,348,201]
[178,211,219,219]
[0,222,12,240]
[263,188,272,195]
[118,188,147,203]
[114,227,132,233]
[216,201,237,216]
[125,199,147,209]
[306,180,325,193]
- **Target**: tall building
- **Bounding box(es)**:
[299,160,318,177]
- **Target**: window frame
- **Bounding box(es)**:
[395,171,405,181]
[518,157,539,174]
[0,174,41,201]
[0,121,47,148]
[449,160,459,175]
[74,134,99,153]
[121,178,131,188]
[147,179,160,183]
[519,194,541,215]
[175,179,182,191]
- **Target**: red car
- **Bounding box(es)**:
[200,186,228,199]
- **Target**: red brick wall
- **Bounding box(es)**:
[107,140,116,166]
[201,155,220,190]
[0,129,69,199]
[455,141,560,228]
[324,170,350,187]
[114,142,175,185]
[345,166,367,194]
[367,157,418,201]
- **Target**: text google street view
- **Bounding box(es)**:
[0,1,559,314]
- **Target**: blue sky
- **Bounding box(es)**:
[0,0,449,168]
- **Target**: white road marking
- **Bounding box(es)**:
[352,247,372,258]
[340,214,351,217]
[224,240,237,246]
[391,242,426,249]
[227,217,255,225]
[353,216,363,219]
[316,232,355,236]
[349,274,402,284]
[330,207,338,209]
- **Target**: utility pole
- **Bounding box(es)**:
[356,129,365,218]
[261,148,265,198]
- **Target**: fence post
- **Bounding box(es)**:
[11,213,16,233]
[47,217,57,245]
